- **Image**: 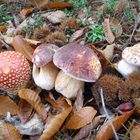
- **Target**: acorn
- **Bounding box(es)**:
[92,74,130,108]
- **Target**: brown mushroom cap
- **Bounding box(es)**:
[122,44,140,66]
[0,51,31,93]
[32,44,59,67]
[53,43,102,82]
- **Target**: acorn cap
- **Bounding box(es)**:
[32,43,59,67]
[53,43,102,82]
[0,51,31,93]
[122,43,140,66]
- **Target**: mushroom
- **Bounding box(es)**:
[32,44,59,90]
[0,51,31,94]
[116,44,140,78]
[53,43,102,98]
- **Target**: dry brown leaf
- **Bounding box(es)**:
[110,18,123,37]
[65,106,97,129]
[28,0,72,10]
[69,29,84,42]
[19,88,47,121]
[130,124,140,140]
[12,35,34,62]
[18,99,34,123]
[103,18,115,44]
[0,96,18,116]
[73,115,103,140]
[39,100,72,140]
[114,0,128,13]
[2,123,22,140]
[21,7,34,17]
[0,24,8,31]
[94,110,133,140]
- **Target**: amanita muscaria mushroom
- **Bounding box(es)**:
[53,43,102,98]
[0,51,31,94]
[32,44,59,90]
[116,43,140,78]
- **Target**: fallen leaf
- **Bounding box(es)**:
[0,96,18,116]
[94,110,133,140]
[18,99,34,123]
[2,123,22,140]
[103,18,115,44]
[29,0,72,10]
[19,88,47,121]
[102,44,115,60]
[130,124,140,140]
[110,18,123,37]
[39,99,72,140]
[0,24,8,31]
[73,89,84,112]
[73,115,103,140]
[65,106,97,129]
[114,0,128,13]
[46,2,73,9]
[69,29,84,42]
[21,7,34,17]
[12,35,34,62]
[3,35,41,45]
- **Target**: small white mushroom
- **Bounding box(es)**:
[32,44,59,90]
[116,44,140,78]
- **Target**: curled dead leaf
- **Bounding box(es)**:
[65,106,97,129]
[2,123,22,140]
[103,18,115,44]
[12,35,34,62]
[21,7,34,17]
[69,29,84,42]
[39,100,72,140]
[18,99,34,123]
[0,96,18,116]
[94,110,133,140]
[19,88,47,121]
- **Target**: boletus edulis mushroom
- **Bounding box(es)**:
[53,43,102,98]
[0,51,31,94]
[32,43,59,90]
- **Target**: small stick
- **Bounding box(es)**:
[100,88,119,140]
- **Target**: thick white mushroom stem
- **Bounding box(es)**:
[117,59,139,78]
[33,62,58,90]
[55,70,84,99]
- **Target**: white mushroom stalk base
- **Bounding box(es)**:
[117,59,139,78]
[55,70,84,99]
[33,62,58,90]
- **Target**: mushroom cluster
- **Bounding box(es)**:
[32,43,102,98]
[0,51,31,94]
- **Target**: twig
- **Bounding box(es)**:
[100,88,119,140]
[129,13,140,43]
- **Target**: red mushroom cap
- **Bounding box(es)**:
[0,51,31,93]
[53,43,102,82]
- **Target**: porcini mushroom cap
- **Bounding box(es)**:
[122,44,140,66]
[32,43,59,67]
[0,51,31,93]
[53,43,102,82]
